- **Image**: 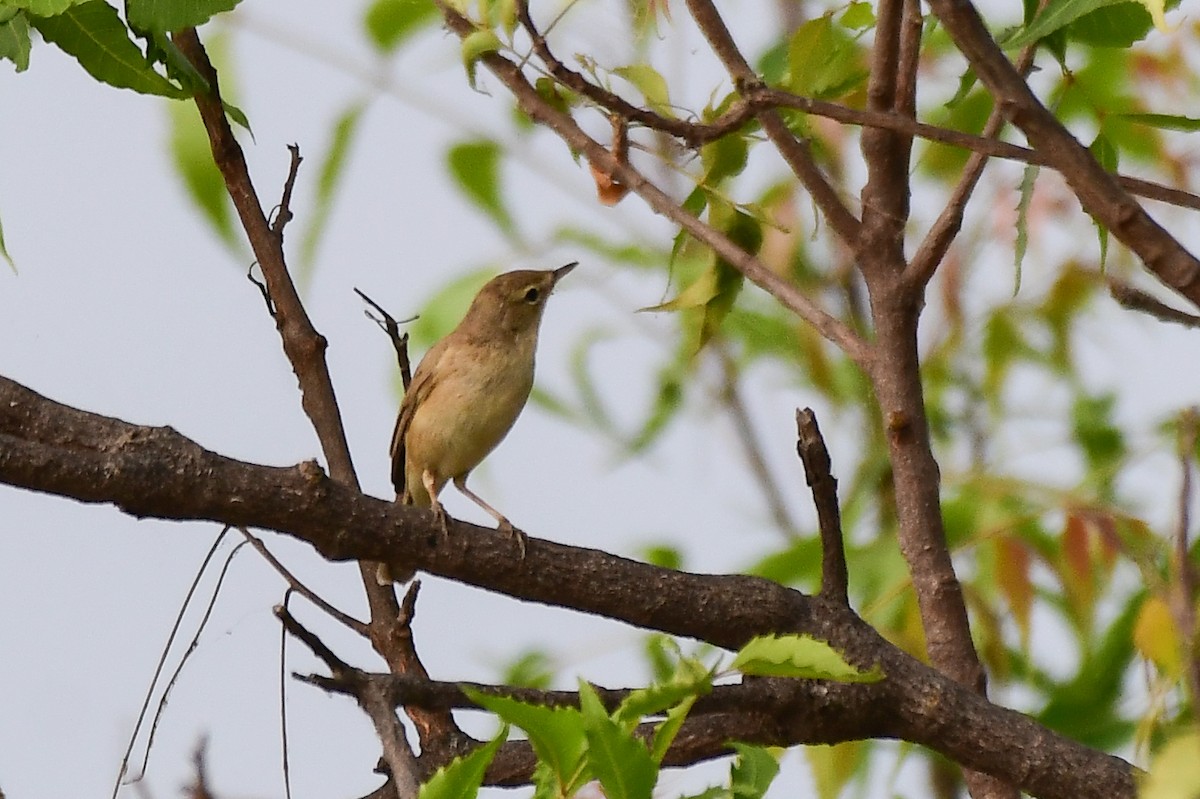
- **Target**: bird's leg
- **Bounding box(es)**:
[453,475,527,559]
[423,469,450,539]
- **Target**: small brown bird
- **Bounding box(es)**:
[381,263,575,582]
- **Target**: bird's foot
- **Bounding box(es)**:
[431,500,451,539]
[498,518,527,560]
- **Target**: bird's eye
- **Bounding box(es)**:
[524,287,541,303]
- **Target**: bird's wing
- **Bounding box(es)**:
[389,339,448,497]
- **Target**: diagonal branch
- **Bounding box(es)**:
[924,0,1200,309]
[173,27,469,771]
[437,3,871,366]
[682,0,864,246]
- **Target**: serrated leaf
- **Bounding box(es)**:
[1013,163,1038,295]
[0,10,32,71]
[1004,0,1129,48]
[731,634,884,682]
[126,0,241,33]
[461,28,501,90]
[1117,112,1200,132]
[649,694,696,762]
[614,64,672,115]
[616,657,713,723]
[729,744,779,799]
[418,726,507,799]
[464,687,589,793]
[447,139,514,234]
[579,682,658,799]
[31,1,186,97]
[300,102,365,270]
[364,0,436,52]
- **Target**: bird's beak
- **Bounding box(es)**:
[552,261,578,284]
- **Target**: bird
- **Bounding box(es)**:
[380,262,576,583]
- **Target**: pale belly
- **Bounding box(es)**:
[404,352,535,493]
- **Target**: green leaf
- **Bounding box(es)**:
[0,10,31,71]
[1072,393,1125,496]
[364,0,436,52]
[786,15,868,99]
[1004,0,1129,48]
[418,726,508,799]
[579,682,658,799]
[30,1,186,97]
[806,742,866,799]
[1067,1,1155,46]
[410,268,495,347]
[168,98,238,249]
[1117,112,1200,132]
[1088,132,1117,268]
[839,1,875,29]
[0,211,16,273]
[4,0,87,14]
[1013,163,1038,296]
[729,744,779,799]
[731,634,884,682]
[649,694,696,762]
[126,0,241,32]
[447,139,514,234]
[300,102,365,270]
[700,134,749,185]
[460,28,501,90]
[500,650,556,690]
[614,64,672,115]
[626,362,684,453]
[1140,731,1200,799]
[464,687,589,793]
[616,657,713,723]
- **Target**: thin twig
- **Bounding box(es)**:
[1108,279,1200,329]
[907,15,1044,288]
[137,541,249,781]
[795,409,849,604]
[355,287,416,388]
[437,1,872,367]
[271,144,302,238]
[239,527,368,634]
[683,0,863,244]
[925,0,1200,309]
[279,589,295,799]
[112,528,230,798]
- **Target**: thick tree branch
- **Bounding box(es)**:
[925,0,1200,309]
[0,374,1138,799]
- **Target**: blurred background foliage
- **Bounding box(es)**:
[7,0,1200,793]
